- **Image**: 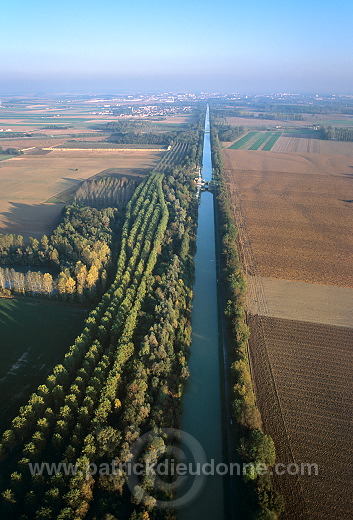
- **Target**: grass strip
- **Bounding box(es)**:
[262,131,282,151]
[228,131,257,149]
[248,132,273,150]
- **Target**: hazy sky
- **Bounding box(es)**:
[1,0,352,94]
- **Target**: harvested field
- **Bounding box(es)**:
[222,148,353,176]
[0,134,108,151]
[157,115,193,124]
[248,314,353,520]
[222,150,353,287]
[247,276,353,328]
[0,150,162,236]
[272,136,353,155]
[50,142,166,150]
[0,138,69,150]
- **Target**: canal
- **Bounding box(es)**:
[178,106,226,519]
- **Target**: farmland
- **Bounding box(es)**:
[246,276,353,327]
[222,150,353,287]
[272,135,353,155]
[0,149,163,237]
[248,315,353,520]
[224,112,353,130]
[228,131,282,150]
[219,128,353,520]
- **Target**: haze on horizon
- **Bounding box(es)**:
[1,0,352,95]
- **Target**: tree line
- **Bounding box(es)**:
[107,131,174,146]
[0,146,23,156]
[211,107,304,121]
[216,124,245,142]
[0,268,54,297]
[321,125,353,141]
[211,119,285,520]
[0,114,204,519]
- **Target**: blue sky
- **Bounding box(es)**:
[1,0,352,94]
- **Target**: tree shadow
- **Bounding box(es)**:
[0,202,64,239]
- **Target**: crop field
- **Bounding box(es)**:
[0,150,163,237]
[222,140,353,520]
[247,315,353,520]
[0,135,106,151]
[272,136,353,155]
[0,298,89,432]
[222,148,353,177]
[229,131,282,150]
[222,150,353,287]
[154,114,193,124]
[248,132,273,150]
[262,131,282,150]
[51,141,167,150]
[246,276,353,327]
[228,132,257,149]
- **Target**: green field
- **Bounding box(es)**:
[228,131,257,149]
[0,155,14,161]
[248,132,273,150]
[262,132,282,151]
[0,298,89,432]
[228,131,282,151]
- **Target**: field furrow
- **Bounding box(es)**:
[248,315,353,520]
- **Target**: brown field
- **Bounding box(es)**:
[158,115,193,124]
[222,149,353,287]
[247,276,353,328]
[0,150,162,237]
[0,134,108,151]
[0,138,69,150]
[272,136,353,155]
[224,144,353,519]
[248,314,353,520]
[222,148,353,176]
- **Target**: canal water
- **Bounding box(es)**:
[178,107,225,519]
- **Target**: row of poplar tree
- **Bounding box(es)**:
[0,121,204,519]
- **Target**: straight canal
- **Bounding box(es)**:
[178,106,230,519]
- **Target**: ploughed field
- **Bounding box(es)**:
[222,146,353,520]
[248,315,353,520]
[222,149,353,287]
[272,136,353,155]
